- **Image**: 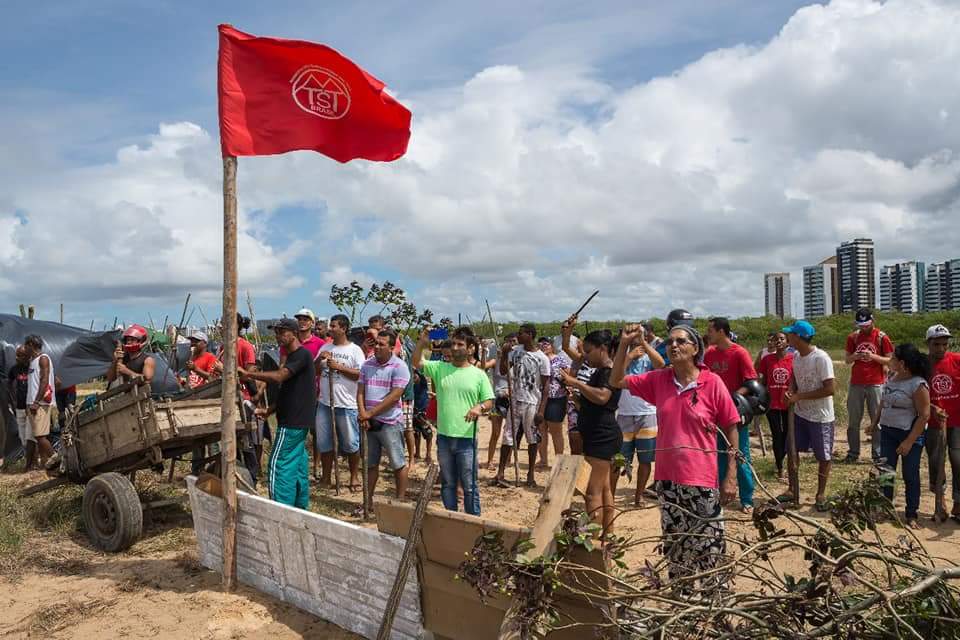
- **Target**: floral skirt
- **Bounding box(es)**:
[655,480,726,590]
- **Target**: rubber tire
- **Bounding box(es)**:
[82,472,143,552]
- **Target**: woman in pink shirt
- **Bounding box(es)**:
[611,324,740,589]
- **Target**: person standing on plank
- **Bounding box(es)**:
[413,325,493,515]
[316,314,366,491]
[782,320,836,511]
[492,323,550,488]
[704,317,758,514]
[757,331,794,481]
[925,324,960,522]
[23,335,55,470]
[843,308,893,463]
[611,323,739,589]
[357,329,411,512]
[239,319,316,509]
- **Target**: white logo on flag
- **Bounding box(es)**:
[291,66,351,119]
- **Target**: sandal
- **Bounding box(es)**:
[741,504,754,515]
[906,518,921,530]
[489,477,510,489]
[775,493,796,504]
[815,500,830,513]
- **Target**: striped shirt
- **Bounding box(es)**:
[358,355,410,425]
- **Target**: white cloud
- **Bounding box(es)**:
[3,0,959,323]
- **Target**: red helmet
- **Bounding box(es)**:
[122,324,148,354]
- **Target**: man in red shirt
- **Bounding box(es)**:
[705,317,758,512]
[926,324,960,521]
[843,308,893,463]
[185,331,219,388]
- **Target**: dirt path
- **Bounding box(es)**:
[2,415,959,638]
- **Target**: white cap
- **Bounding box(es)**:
[294,308,316,322]
[926,324,952,340]
[189,330,209,342]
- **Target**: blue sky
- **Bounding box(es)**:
[2,1,958,329]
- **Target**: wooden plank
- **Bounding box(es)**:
[419,560,512,640]
[185,476,424,640]
[375,498,531,568]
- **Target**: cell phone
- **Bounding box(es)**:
[429,327,449,341]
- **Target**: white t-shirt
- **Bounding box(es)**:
[792,347,835,423]
[507,345,551,405]
[318,342,366,409]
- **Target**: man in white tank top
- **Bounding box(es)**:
[24,334,55,469]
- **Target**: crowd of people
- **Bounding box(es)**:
[5,303,959,588]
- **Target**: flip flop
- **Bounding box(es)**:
[775,493,795,504]
[525,478,539,488]
[815,501,830,512]
[489,477,510,489]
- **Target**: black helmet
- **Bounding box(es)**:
[741,379,770,417]
[666,308,694,329]
[731,392,753,423]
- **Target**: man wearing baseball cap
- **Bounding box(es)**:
[843,308,893,463]
[185,331,218,389]
[279,308,324,362]
[781,320,836,511]
[239,318,316,509]
[926,324,960,521]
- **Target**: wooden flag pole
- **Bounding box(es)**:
[220,155,240,590]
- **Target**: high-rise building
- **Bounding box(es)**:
[803,257,839,317]
[879,261,925,313]
[764,272,791,318]
[925,258,960,311]
[836,238,876,312]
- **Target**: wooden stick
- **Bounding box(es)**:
[377,463,438,640]
[328,369,341,495]
[506,359,521,487]
[219,155,240,591]
[573,289,600,317]
[60,303,64,324]
[361,423,369,519]
[787,406,800,503]
[755,416,767,457]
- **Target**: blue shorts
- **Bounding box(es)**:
[315,404,360,455]
[367,422,407,471]
[794,415,835,462]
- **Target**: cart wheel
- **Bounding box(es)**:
[82,472,143,552]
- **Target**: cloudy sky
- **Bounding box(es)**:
[1,0,958,328]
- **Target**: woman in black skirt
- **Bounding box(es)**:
[558,329,621,537]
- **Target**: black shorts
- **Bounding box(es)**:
[413,412,434,441]
[543,397,567,423]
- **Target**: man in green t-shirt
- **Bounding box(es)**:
[413,325,494,515]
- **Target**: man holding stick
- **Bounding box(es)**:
[781,320,836,511]
[238,319,316,509]
[316,314,366,491]
[357,329,411,513]
[412,325,493,515]
[492,323,550,488]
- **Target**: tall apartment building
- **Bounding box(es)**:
[764,272,791,318]
[925,258,960,311]
[879,261,925,313]
[803,256,839,317]
[836,238,876,312]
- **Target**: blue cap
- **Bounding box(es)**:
[783,320,815,340]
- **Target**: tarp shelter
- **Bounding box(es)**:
[0,314,180,459]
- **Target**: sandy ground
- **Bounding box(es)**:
[2,416,959,639]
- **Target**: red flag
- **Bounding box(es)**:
[217,25,411,162]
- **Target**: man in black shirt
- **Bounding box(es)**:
[239,318,316,509]
[6,347,33,471]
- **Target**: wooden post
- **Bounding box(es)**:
[787,406,800,503]
[220,155,240,590]
[60,303,64,324]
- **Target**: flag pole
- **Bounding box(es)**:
[220,155,239,590]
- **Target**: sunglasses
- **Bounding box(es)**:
[664,337,693,346]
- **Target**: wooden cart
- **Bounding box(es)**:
[25,380,252,552]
